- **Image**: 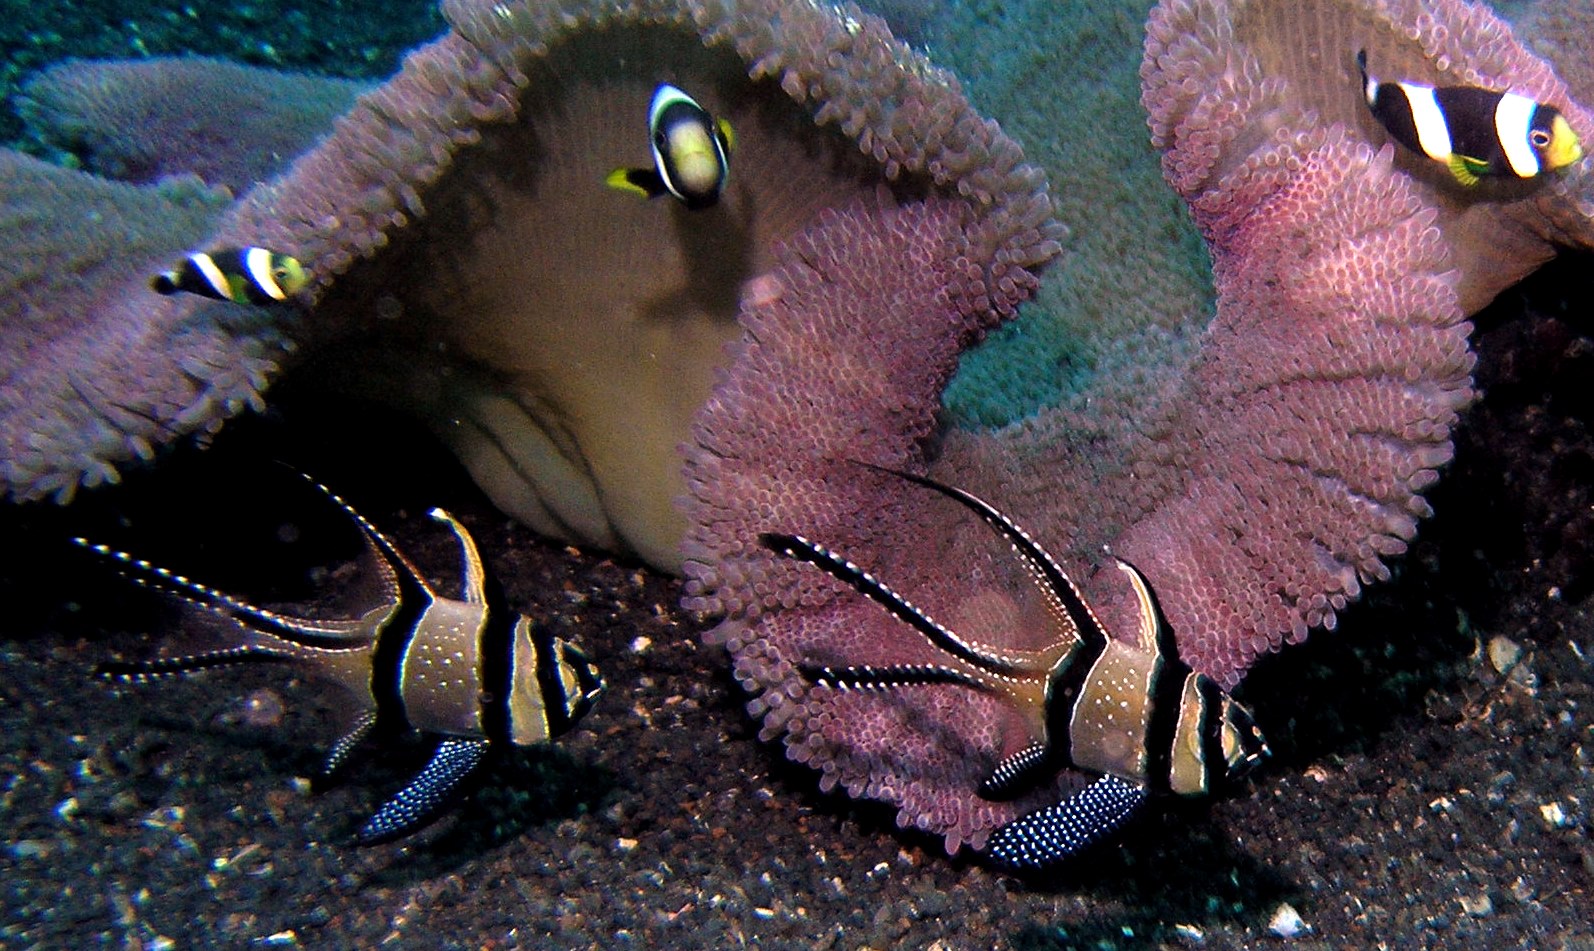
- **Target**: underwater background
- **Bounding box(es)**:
[1,0,1591,947]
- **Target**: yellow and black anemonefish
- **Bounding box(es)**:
[151,247,309,305]
[760,464,1269,870]
[1358,49,1582,186]
[76,473,604,845]
[606,83,734,210]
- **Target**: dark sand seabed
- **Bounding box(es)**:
[0,257,1592,949]
[0,1,1592,943]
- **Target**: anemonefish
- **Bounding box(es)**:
[152,247,309,305]
[606,84,734,210]
[1358,49,1582,186]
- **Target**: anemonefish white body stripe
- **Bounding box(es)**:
[606,83,733,210]
[1399,84,1453,164]
[152,247,309,305]
[1358,49,1582,186]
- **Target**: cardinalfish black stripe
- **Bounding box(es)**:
[77,472,604,845]
[606,83,734,210]
[759,464,1268,870]
[152,247,309,305]
[1357,49,1582,186]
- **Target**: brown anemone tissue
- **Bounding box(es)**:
[683,0,1594,859]
[3,0,1058,570]
[0,0,1056,570]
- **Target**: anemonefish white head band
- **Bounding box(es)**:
[243,246,289,300]
[1494,92,1541,177]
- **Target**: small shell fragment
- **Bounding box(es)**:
[1267,902,1307,939]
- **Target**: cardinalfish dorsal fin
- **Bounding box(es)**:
[759,531,1041,678]
[1111,557,1180,659]
[71,537,377,648]
[282,470,434,610]
[859,462,1106,659]
[428,508,487,605]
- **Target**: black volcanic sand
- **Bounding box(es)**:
[0,254,1591,950]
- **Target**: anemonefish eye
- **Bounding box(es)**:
[1531,129,1552,149]
[654,130,668,148]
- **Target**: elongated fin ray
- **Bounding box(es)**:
[355,738,487,845]
[73,538,378,647]
[985,775,1148,869]
[1113,558,1179,660]
[803,662,998,693]
[860,463,1109,654]
[284,470,432,608]
[760,533,1040,676]
[429,508,486,605]
[96,645,296,682]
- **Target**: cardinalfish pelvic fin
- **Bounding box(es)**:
[78,473,604,845]
[606,83,734,210]
[1357,49,1582,186]
[759,464,1269,870]
[151,247,309,305]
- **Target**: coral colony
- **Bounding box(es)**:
[2,0,1592,865]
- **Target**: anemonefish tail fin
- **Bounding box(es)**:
[717,117,735,152]
[1448,153,1485,186]
[1355,49,1376,103]
[606,167,668,198]
[150,272,180,295]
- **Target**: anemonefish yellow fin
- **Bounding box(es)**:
[1448,153,1485,186]
[606,166,667,198]
[716,117,735,152]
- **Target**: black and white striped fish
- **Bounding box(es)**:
[606,83,734,210]
[151,247,309,305]
[759,465,1268,870]
[1358,49,1582,186]
[77,474,604,844]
